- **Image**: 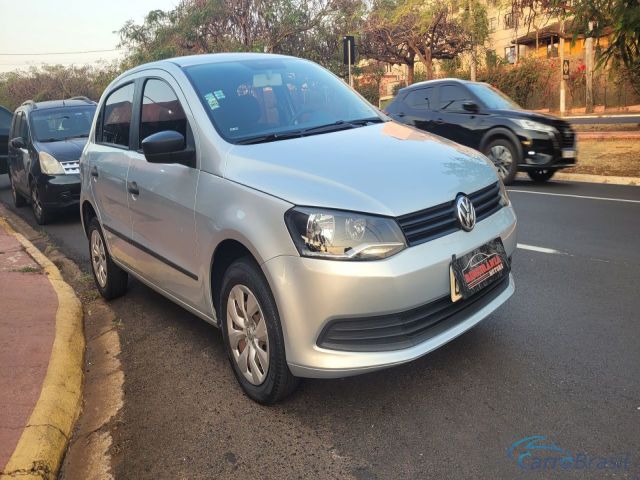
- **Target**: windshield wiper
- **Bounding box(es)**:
[65,134,88,140]
[300,117,385,136]
[38,138,61,143]
[235,117,386,145]
[235,130,304,145]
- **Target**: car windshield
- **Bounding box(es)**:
[184,57,382,143]
[467,83,522,111]
[30,106,96,142]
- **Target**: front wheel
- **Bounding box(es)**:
[220,257,299,404]
[527,169,556,182]
[88,218,128,300]
[484,139,519,185]
[30,182,51,225]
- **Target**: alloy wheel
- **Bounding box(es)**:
[91,229,108,288]
[488,145,513,179]
[226,284,270,385]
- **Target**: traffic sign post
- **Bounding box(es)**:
[343,35,355,88]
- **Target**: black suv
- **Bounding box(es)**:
[0,105,12,175]
[385,79,576,184]
[7,97,96,224]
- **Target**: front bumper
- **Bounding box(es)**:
[36,174,81,209]
[262,205,517,378]
[516,127,577,170]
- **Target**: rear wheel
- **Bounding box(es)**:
[484,139,519,185]
[30,181,51,225]
[88,218,128,300]
[527,169,556,182]
[9,173,26,208]
[220,257,299,404]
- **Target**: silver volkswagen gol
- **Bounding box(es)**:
[80,53,516,403]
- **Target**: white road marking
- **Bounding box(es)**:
[517,243,566,255]
[507,189,640,204]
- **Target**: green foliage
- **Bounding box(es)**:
[118,0,365,76]
[0,64,120,111]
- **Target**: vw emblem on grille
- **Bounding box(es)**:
[456,194,476,232]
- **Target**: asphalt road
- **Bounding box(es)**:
[1,175,639,479]
[566,114,640,125]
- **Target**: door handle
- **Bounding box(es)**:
[127,181,139,196]
[90,166,99,178]
[433,118,445,125]
[397,112,406,117]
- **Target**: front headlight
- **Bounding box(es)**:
[39,152,65,175]
[284,207,406,260]
[515,119,556,134]
[498,178,510,206]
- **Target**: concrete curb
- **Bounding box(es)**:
[577,132,640,141]
[0,218,84,480]
[517,172,639,186]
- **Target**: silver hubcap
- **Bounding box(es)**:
[488,145,513,179]
[226,285,269,385]
[91,230,108,288]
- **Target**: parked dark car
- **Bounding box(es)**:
[385,79,577,184]
[7,97,96,224]
[0,106,12,175]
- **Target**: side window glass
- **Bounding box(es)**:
[140,79,187,144]
[10,113,21,138]
[0,109,12,129]
[404,88,435,110]
[439,85,473,112]
[18,113,29,140]
[101,83,135,148]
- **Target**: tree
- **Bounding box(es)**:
[360,1,418,84]
[361,0,483,84]
[118,0,363,75]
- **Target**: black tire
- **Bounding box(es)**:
[30,181,51,225]
[9,172,26,208]
[484,138,519,185]
[220,257,299,404]
[88,217,128,300]
[527,169,556,183]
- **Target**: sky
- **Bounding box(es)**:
[0,0,179,73]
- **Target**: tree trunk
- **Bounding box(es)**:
[407,62,415,85]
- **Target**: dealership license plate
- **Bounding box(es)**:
[450,238,509,302]
[562,149,576,159]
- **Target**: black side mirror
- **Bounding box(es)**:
[462,101,479,113]
[141,130,195,167]
[10,137,26,149]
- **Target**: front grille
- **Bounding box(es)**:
[61,160,80,174]
[317,275,510,352]
[560,126,575,148]
[397,182,502,246]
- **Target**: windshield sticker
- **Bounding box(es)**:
[214,90,226,100]
[204,92,220,110]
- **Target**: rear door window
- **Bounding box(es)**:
[139,79,188,144]
[101,83,135,148]
[438,85,474,112]
[404,87,435,110]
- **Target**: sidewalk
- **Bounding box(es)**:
[0,216,84,480]
[0,221,58,470]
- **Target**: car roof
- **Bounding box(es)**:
[18,98,96,113]
[120,52,297,76]
[399,78,488,94]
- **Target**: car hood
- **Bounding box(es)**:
[487,109,569,128]
[35,138,87,161]
[225,122,499,217]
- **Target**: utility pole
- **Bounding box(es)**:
[469,0,477,81]
[559,19,566,115]
[585,20,595,113]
